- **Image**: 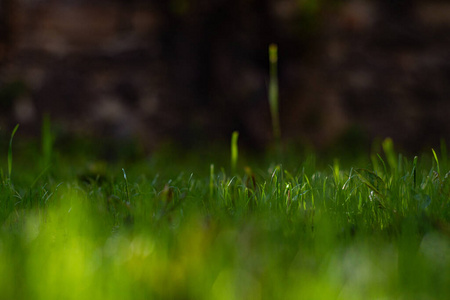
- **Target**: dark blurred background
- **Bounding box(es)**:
[1,0,450,154]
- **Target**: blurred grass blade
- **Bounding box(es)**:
[413,156,418,190]
[268,44,281,143]
[376,154,388,177]
[30,164,51,188]
[333,159,340,186]
[8,124,19,180]
[382,138,397,173]
[231,131,239,174]
[432,148,440,175]
[371,154,380,173]
[122,168,130,203]
[210,164,214,198]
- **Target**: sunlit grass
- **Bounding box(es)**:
[1,132,450,299]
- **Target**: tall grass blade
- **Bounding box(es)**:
[382,138,397,174]
[210,164,214,198]
[8,124,19,181]
[371,154,380,173]
[333,159,340,186]
[231,131,239,174]
[268,44,281,146]
[376,154,388,178]
[432,148,440,175]
[122,168,130,203]
[412,156,418,190]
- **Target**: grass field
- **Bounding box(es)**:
[1,127,450,300]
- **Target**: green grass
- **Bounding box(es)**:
[0,132,450,299]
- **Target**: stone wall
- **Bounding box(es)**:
[1,0,449,152]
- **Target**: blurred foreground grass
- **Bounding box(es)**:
[0,134,450,299]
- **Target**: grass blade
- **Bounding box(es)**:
[382,138,397,174]
[432,148,440,175]
[210,164,214,198]
[413,156,418,190]
[122,168,130,203]
[8,124,19,180]
[269,44,281,158]
[354,168,386,197]
[231,131,239,174]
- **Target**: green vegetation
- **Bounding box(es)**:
[0,126,450,299]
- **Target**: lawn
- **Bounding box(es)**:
[0,127,449,300]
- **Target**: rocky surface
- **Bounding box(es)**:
[0,0,449,152]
